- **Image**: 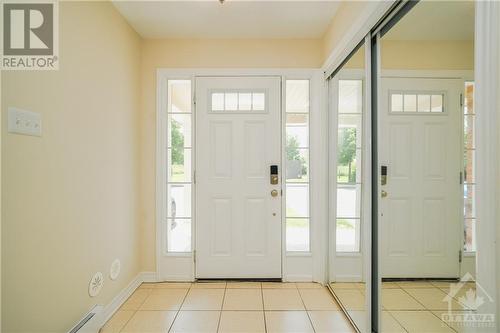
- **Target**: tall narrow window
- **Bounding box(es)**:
[167,80,192,252]
[463,82,476,252]
[285,80,310,252]
[336,79,363,252]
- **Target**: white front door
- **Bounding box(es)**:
[380,77,462,278]
[195,76,282,278]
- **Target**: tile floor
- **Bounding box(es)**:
[330,281,478,333]
[101,281,355,333]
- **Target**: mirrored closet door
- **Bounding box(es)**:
[327,37,371,332]
[374,1,477,332]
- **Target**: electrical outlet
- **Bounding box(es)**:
[8,107,42,137]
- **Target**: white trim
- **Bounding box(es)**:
[156,68,326,283]
[474,2,499,332]
[322,1,395,78]
[68,272,158,333]
[381,70,474,80]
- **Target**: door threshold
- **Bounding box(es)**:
[195,278,282,282]
[382,277,460,282]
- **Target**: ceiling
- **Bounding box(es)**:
[112,1,340,39]
[385,1,474,41]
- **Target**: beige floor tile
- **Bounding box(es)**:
[121,310,176,333]
[308,310,355,333]
[431,310,477,333]
[139,289,188,311]
[265,311,314,333]
[391,310,455,332]
[381,289,425,310]
[218,311,265,333]
[262,289,305,310]
[397,281,436,289]
[405,288,466,311]
[181,288,225,310]
[169,311,220,333]
[295,282,323,289]
[299,288,340,310]
[381,311,406,333]
[227,282,262,289]
[100,310,135,333]
[155,282,192,289]
[191,282,226,289]
[121,289,152,310]
[330,282,364,290]
[262,282,296,289]
[347,311,367,332]
[223,288,263,310]
[382,282,401,289]
[333,289,366,311]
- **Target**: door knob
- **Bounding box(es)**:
[381,190,388,198]
[271,189,279,197]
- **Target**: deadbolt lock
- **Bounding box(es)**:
[271,189,279,197]
[381,190,388,198]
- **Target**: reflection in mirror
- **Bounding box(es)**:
[328,43,368,332]
[378,1,476,332]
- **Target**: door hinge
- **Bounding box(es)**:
[459,171,463,184]
[460,93,464,107]
[193,250,196,263]
[459,250,463,263]
[193,170,196,184]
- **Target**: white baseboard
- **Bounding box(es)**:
[73,272,157,333]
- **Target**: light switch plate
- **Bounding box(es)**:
[8,107,42,136]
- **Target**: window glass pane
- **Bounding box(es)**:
[168,148,191,182]
[168,114,192,148]
[212,93,224,111]
[336,219,360,252]
[339,80,363,113]
[464,149,475,184]
[168,80,191,113]
[286,219,310,252]
[417,94,431,112]
[391,94,403,112]
[252,93,265,111]
[464,82,474,114]
[337,185,361,218]
[286,148,308,182]
[167,184,192,218]
[286,80,309,113]
[225,93,238,110]
[286,114,308,147]
[431,94,443,112]
[238,93,252,110]
[464,218,476,252]
[167,219,191,252]
[464,115,475,149]
[464,184,475,219]
[404,94,417,112]
[339,115,362,147]
[286,184,309,217]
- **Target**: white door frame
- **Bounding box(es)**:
[156,68,326,283]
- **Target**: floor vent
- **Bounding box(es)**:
[68,305,103,333]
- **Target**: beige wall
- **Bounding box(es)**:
[381,40,474,70]
[341,40,474,70]
[1,2,141,332]
[139,38,322,270]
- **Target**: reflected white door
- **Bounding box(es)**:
[380,78,462,278]
[195,77,282,278]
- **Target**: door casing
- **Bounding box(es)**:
[155,69,326,283]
